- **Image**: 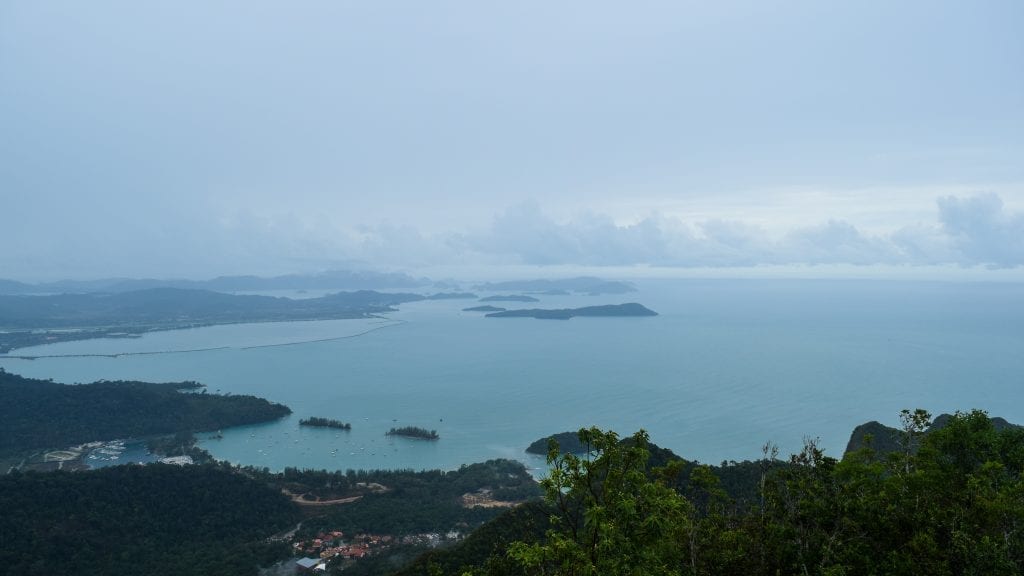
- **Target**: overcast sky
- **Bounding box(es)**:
[2,1,1022,281]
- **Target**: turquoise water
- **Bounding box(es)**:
[3,279,1022,472]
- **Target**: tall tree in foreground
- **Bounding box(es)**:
[507,427,692,576]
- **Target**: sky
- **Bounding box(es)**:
[1,1,1022,281]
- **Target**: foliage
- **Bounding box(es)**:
[433,411,1024,576]
[300,416,352,430]
[0,463,299,576]
[395,502,552,576]
[387,426,440,440]
[280,459,541,538]
[506,427,691,576]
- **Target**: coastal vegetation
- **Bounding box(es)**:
[0,369,290,457]
[0,464,299,576]
[401,410,1024,576]
[486,303,658,320]
[283,459,540,536]
[387,426,439,440]
[3,401,1020,576]
[0,458,539,576]
[300,417,352,430]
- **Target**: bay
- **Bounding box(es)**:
[3,279,1022,472]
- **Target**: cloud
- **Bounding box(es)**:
[444,193,1024,270]
[461,203,680,266]
[4,188,1023,280]
[776,220,900,266]
[937,193,1024,267]
[458,203,901,268]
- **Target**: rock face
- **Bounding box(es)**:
[843,413,1022,459]
[844,421,902,456]
[526,432,591,455]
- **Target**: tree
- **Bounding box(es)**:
[507,427,692,576]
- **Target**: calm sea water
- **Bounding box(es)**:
[3,279,1022,472]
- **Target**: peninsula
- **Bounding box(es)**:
[0,368,291,458]
[485,303,658,320]
[0,288,429,353]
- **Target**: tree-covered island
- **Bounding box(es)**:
[299,417,352,430]
[398,409,1024,576]
[386,426,439,440]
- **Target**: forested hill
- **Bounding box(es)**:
[844,410,1022,457]
[0,369,290,456]
[0,464,299,576]
[400,413,1024,576]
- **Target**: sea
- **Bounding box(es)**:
[3,278,1022,474]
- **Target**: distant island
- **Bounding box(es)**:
[486,303,658,320]
[463,305,507,312]
[474,277,636,295]
[0,368,291,458]
[426,292,477,300]
[526,431,592,455]
[299,417,351,430]
[0,269,427,295]
[0,288,431,353]
[386,426,439,440]
[479,295,540,303]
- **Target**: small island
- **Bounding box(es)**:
[463,305,507,312]
[299,417,351,430]
[479,295,540,303]
[386,426,439,440]
[486,303,658,320]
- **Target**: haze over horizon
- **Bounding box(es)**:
[2,1,1022,281]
